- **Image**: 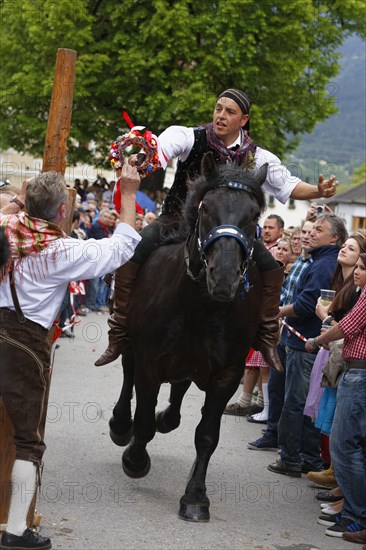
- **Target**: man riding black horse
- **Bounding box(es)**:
[95,88,337,371]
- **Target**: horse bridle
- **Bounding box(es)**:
[185,181,261,292]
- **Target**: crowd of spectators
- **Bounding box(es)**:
[224,204,366,544]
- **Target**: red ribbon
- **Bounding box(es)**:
[113,178,144,215]
[122,109,135,129]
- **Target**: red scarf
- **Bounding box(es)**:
[0,212,66,282]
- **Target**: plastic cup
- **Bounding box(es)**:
[320,289,336,307]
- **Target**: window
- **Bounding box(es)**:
[353,217,366,231]
[268,195,275,208]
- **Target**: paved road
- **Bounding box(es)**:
[39,312,350,550]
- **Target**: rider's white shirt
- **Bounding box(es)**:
[158,125,301,204]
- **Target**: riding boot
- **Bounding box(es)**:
[252,265,284,372]
[94,261,140,366]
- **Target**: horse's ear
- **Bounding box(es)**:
[201,152,218,180]
[256,163,268,186]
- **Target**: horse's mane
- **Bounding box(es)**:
[162,163,266,245]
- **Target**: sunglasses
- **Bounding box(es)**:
[0,180,10,188]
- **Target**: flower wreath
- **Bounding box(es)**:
[110,109,162,213]
[109,126,161,177]
[110,125,162,214]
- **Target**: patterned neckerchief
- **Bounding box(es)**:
[0,212,65,282]
[204,123,257,169]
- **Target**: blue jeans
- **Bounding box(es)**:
[278,347,322,470]
[96,278,109,307]
[59,290,72,328]
[265,344,287,440]
[85,278,99,311]
[331,367,366,528]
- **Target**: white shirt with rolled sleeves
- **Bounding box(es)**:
[157,126,301,204]
[0,223,141,330]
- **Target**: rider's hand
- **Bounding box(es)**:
[128,152,146,167]
[318,174,338,198]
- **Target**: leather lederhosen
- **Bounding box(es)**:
[0,275,51,464]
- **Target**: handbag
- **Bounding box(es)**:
[321,339,344,388]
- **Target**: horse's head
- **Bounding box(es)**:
[185,153,267,301]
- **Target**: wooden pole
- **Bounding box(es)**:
[0,48,77,531]
[43,48,77,175]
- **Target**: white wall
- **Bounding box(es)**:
[260,197,310,229]
[334,203,366,232]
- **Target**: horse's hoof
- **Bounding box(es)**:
[155,406,181,433]
[155,411,180,434]
[109,417,133,447]
[178,501,210,522]
[122,447,151,478]
[155,411,167,433]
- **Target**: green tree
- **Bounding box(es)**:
[351,163,366,185]
[0,0,365,167]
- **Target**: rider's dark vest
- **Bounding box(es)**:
[161,127,211,217]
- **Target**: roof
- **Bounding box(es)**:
[326,181,366,206]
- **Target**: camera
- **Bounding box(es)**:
[316,204,325,213]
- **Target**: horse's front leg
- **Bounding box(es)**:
[109,351,135,446]
[156,380,192,433]
[179,372,241,522]
[122,382,160,479]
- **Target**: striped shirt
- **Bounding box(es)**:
[280,254,313,306]
[339,286,366,360]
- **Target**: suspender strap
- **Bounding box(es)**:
[9,271,26,324]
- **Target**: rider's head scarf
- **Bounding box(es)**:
[217,89,252,115]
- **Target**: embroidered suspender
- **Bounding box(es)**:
[9,271,26,324]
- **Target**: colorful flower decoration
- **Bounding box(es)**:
[109,127,161,178]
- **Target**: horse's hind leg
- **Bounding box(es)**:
[122,383,160,479]
[156,380,192,433]
[109,351,134,446]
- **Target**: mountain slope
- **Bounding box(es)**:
[292,36,366,174]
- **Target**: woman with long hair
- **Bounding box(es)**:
[304,234,366,488]
[305,250,366,540]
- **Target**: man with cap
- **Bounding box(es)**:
[95,88,338,370]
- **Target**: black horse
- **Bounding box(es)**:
[109,153,269,522]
